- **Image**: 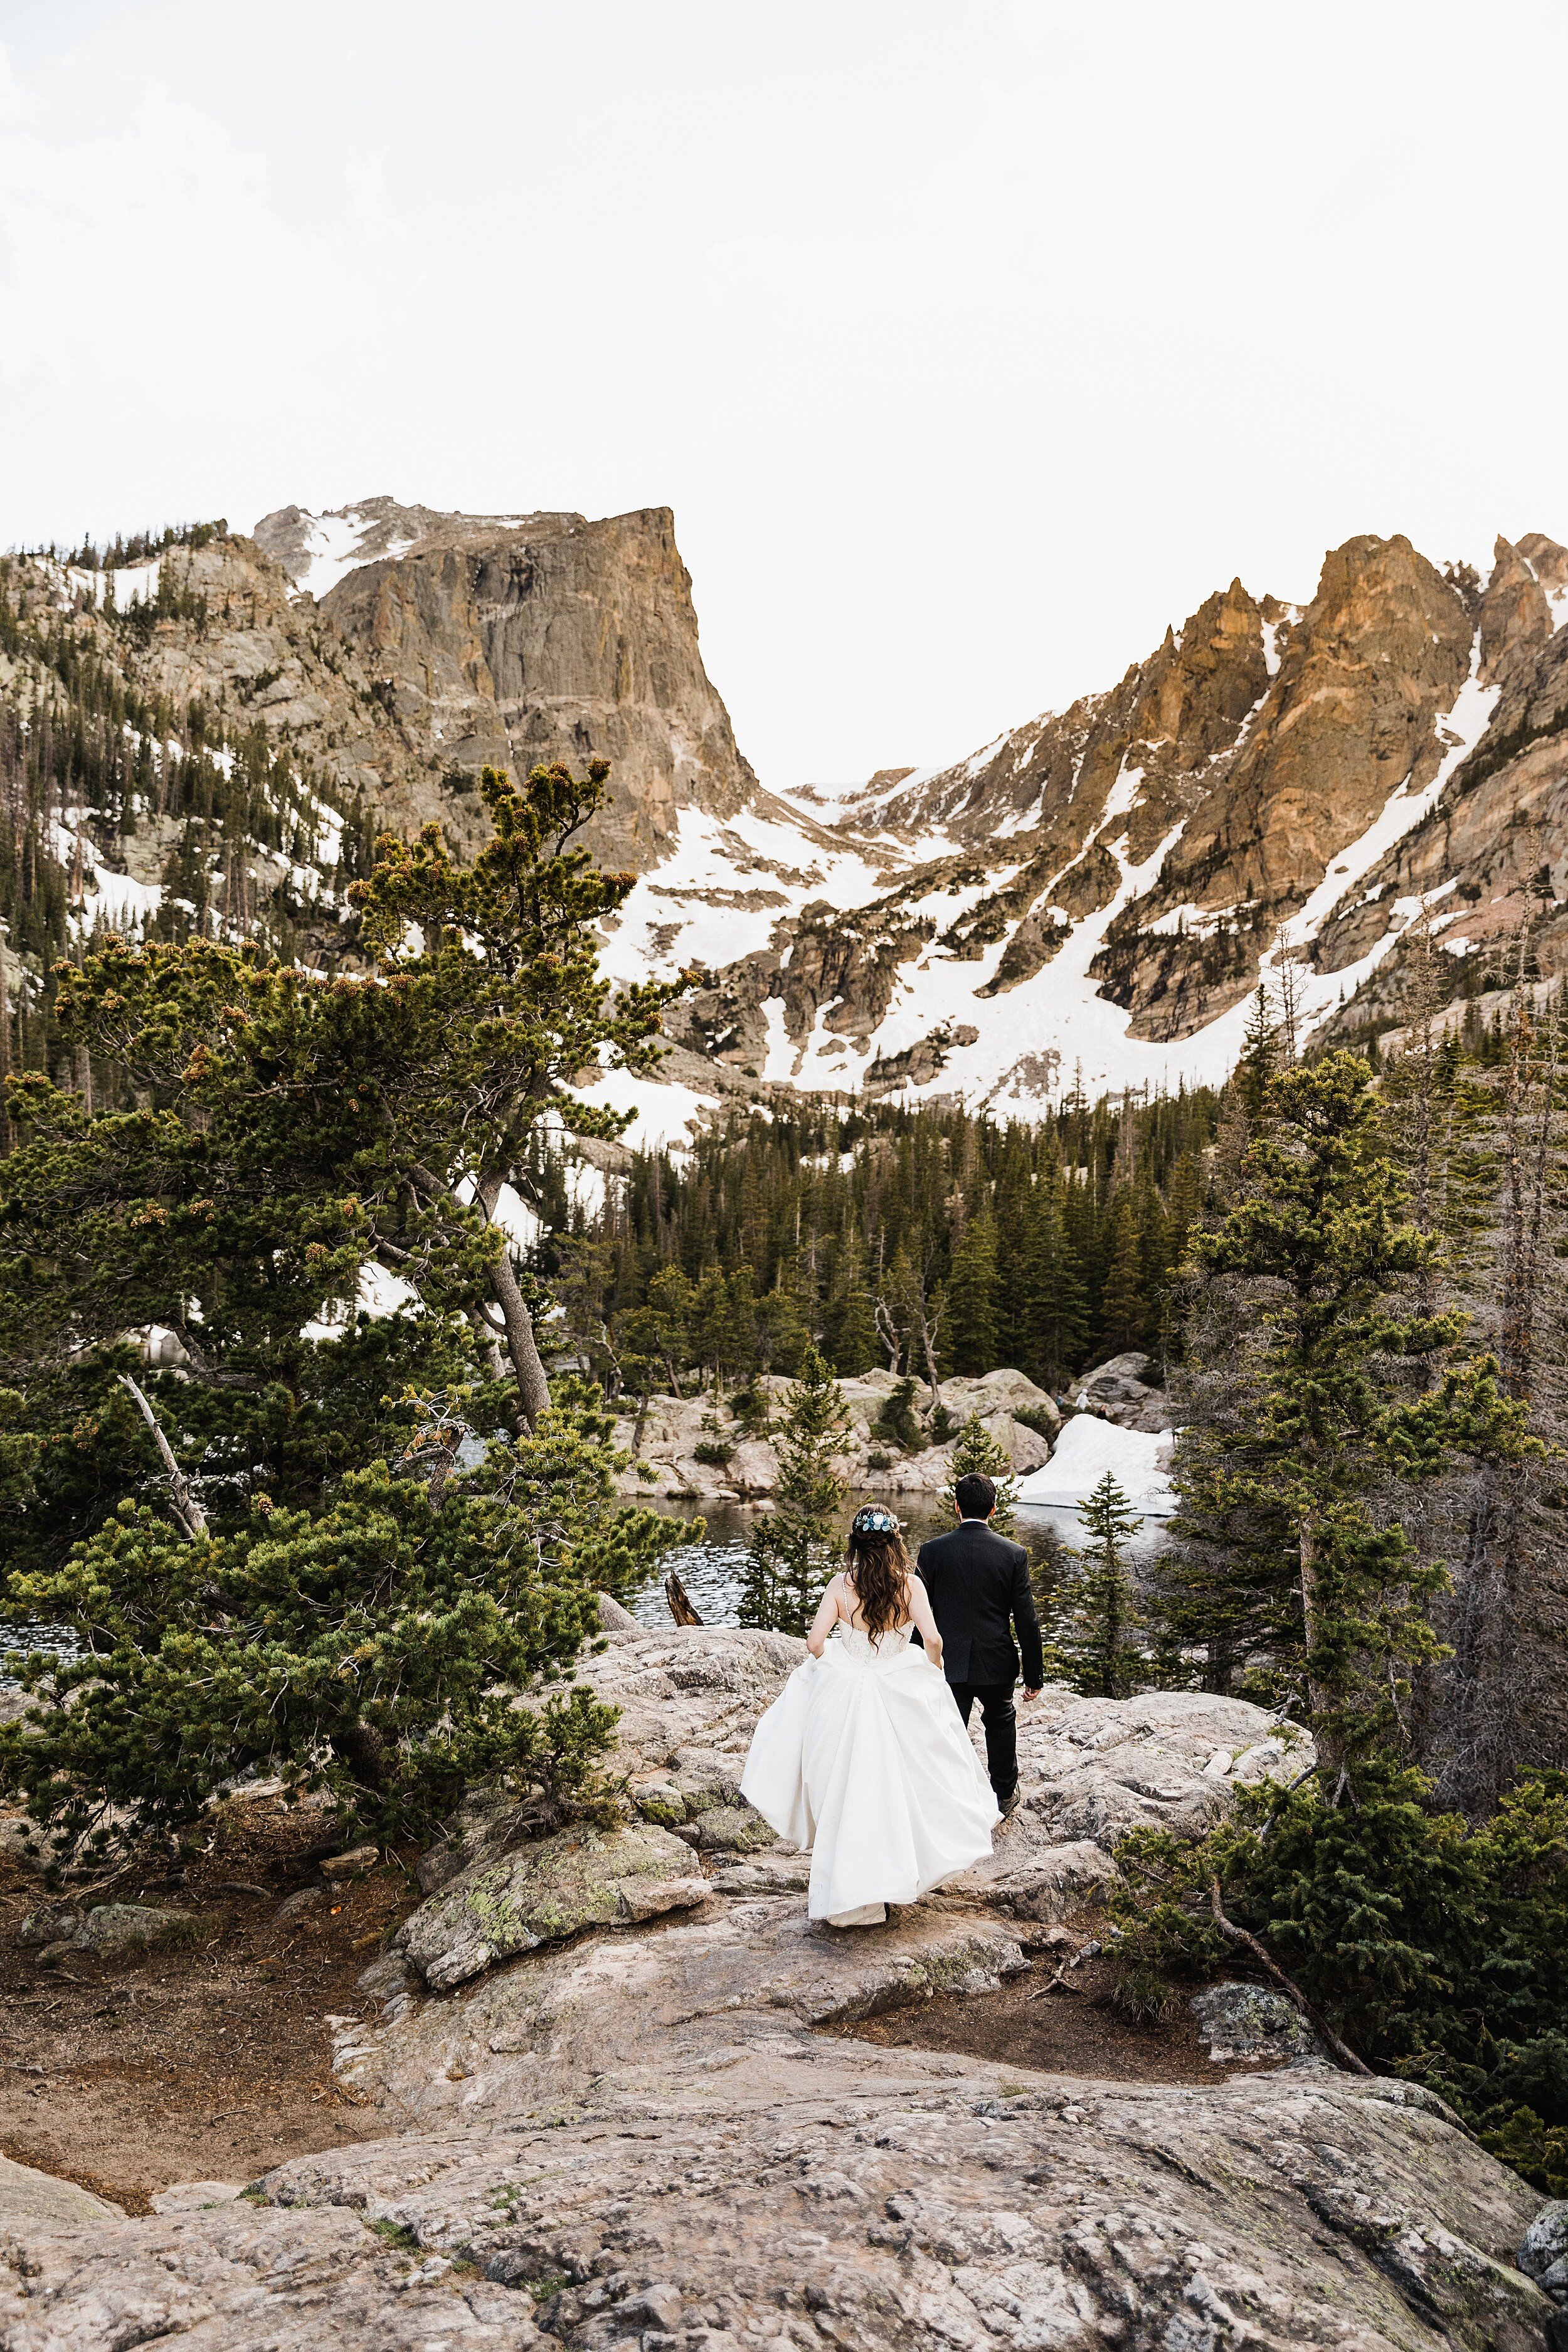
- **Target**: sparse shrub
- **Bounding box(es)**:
[871,1377,925,1453]
[1014,1403,1057,1443]
[1110,1962,1179,2026]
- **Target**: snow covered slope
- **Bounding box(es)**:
[11,509,1567,1152]
[639,531,1568,1118]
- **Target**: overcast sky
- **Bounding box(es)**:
[3,1,1566,790]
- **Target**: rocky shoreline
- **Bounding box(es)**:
[612,1359,1173,1505]
[2,1622,1563,2348]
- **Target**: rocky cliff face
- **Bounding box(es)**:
[8,504,1565,1133]
[255,500,759,869]
[647,526,1568,1118]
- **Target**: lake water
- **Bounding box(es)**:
[0,1506,1173,1672]
[632,1499,1173,1628]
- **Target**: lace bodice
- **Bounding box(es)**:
[832,1623,914,1660]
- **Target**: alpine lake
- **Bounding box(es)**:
[633,1497,1175,1628]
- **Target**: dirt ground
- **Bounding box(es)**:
[832,1936,1280,2089]
[0,1811,1268,2217]
[0,1791,420,2213]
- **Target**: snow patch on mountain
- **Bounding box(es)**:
[595,801,918,989]
[284,511,418,601]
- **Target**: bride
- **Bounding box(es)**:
[740,1505,1000,1927]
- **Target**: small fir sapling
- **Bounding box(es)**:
[943,1413,1019,1535]
[1052,1471,1144,1700]
[738,1346,849,1636]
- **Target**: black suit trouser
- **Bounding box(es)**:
[950,1679,1017,1799]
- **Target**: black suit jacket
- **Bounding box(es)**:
[915,1519,1044,1688]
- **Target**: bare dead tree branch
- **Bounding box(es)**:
[1207,1875,1372,2075]
[117,1374,208,1539]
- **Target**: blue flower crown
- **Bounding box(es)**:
[850,1505,901,1537]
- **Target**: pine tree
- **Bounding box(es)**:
[0,1387,678,1867]
[946,1210,1000,1374]
[738,1345,850,1634]
[943,1411,1019,1535]
[825,1236,879,1377]
[1165,1052,1532,1768]
[4,762,682,1442]
[0,761,697,1856]
[1054,1471,1143,1697]
[1094,1189,1149,1358]
[1022,1155,1089,1390]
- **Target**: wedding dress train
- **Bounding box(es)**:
[739,1625,1000,1926]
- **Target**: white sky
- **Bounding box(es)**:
[3,1,1567,792]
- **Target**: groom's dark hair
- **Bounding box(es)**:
[955,1473,996,1520]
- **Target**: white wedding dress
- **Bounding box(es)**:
[740,1623,1000,1926]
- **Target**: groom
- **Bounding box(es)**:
[915,1473,1042,1816]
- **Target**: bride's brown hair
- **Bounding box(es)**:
[845,1520,911,1636]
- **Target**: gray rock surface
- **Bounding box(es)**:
[255,2070,1555,2352]
[396,1820,710,1991]
[0,2152,122,2228]
[1190,1980,1332,2070]
[19,1901,198,1957]
[3,1626,1555,2349]
[148,2181,246,2215]
[1007,1685,1310,1850]
[1522,2202,1568,2304]
[0,2200,546,2347]
[1069,1353,1173,1433]
[613,1370,1054,1502]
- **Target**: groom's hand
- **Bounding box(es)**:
[1022,1687,1041,1702]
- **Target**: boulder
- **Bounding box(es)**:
[272,1885,328,1925]
[1070,1352,1173,1433]
[939,1369,1061,1435]
[21,1902,199,1957]
[77,1903,201,1955]
[1521,2203,1568,2306]
[1009,1687,1312,1849]
[1191,1980,1332,2070]
[394,1820,709,1991]
[319,1844,381,1882]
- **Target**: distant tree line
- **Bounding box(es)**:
[539,1079,1224,1403]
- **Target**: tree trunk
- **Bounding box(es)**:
[410,1160,552,1432]
[465,1305,507,1382]
[333,1721,387,1788]
[1298,1517,1334,1764]
[916,1310,943,1414]
[487,1245,552,1431]
[665,1567,703,1626]
[1207,1876,1372,2075]
[1298,1520,1320,1663]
